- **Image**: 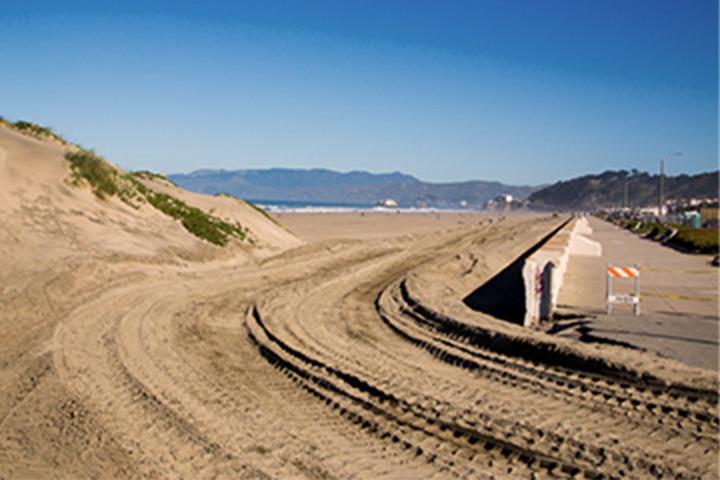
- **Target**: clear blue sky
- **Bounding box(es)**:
[1,1,717,185]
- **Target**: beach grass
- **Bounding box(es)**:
[2,117,257,246]
[215,193,288,231]
[65,149,119,200]
[243,199,286,229]
[64,147,253,246]
[131,170,176,186]
[146,191,251,246]
[1,117,68,144]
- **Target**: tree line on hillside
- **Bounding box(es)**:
[529,170,719,211]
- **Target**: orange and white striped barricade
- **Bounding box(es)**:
[606,264,640,316]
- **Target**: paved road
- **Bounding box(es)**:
[555,216,719,371]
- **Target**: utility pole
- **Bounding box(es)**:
[623,179,628,209]
[659,152,684,220]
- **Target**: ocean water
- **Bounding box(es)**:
[250,199,478,214]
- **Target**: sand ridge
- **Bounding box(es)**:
[0,125,717,478]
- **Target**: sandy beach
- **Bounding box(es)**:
[0,126,717,479]
[273,210,541,241]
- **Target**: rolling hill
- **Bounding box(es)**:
[528,169,719,210]
[168,168,539,207]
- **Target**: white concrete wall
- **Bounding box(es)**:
[523,216,601,327]
[569,217,602,256]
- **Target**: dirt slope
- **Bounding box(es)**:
[0,125,716,479]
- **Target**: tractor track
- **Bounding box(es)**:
[381,278,718,436]
[7,217,715,479]
[246,222,718,478]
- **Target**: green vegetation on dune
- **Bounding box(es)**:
[146,191,251,246]
[131,170,176,186]
[62,146,254,246]
[215,193,289,232]
[3,116,268,247]
[245,199,283,227]
[0,117,68,144]
[65,149,119,200]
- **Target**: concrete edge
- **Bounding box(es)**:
[523,216,601,327]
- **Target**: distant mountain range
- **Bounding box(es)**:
[167,168,538,208]
[528,170,719,210]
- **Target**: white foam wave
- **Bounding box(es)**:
[258,203,476,214]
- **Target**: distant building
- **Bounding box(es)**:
[483,194,514,210]
[700,207,719,228]
[376,198,399,207]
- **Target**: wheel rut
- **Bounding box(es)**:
[37,218,717,479]
[246,223,718,479]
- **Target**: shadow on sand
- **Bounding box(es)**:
[463,219,571,325]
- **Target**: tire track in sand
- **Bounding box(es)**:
[53,235,488,478]
[49,217,717,478]
[247,220,718,478]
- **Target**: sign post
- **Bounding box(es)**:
[606,263,640,316]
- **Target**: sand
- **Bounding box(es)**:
[273,211,538,241]
[0,125,717,479]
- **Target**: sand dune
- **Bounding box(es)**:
[0,125,716,478]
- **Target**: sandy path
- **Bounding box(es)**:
[1,213,717,478]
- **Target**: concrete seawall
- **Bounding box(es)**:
[523,216,601,327]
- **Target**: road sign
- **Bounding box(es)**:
[608,294,639,304]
